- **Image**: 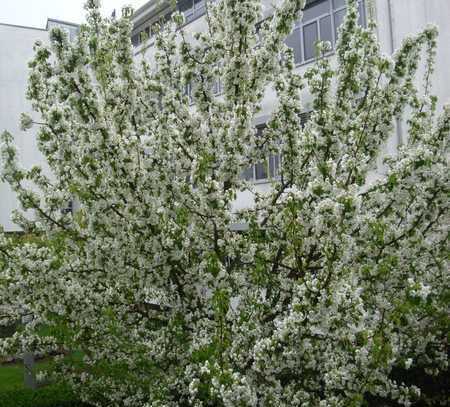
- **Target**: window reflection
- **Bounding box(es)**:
[303,22,319,60]
[285,0,366,64]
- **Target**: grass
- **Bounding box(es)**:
[0,362,23,392]
[0,360,90,407]
[0,318,94,406]
[0,384,90,407]
[0,359,52,392]
[0,320,83,393]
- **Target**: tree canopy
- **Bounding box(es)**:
[1,0,449,406]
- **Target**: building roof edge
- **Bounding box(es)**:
[133,0,157,19]
[46,18,80,30]
[0,22,47,32]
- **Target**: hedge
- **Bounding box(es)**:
[0,384,91,407]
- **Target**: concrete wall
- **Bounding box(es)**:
[370,0,450,163]
[0,19,78,231]
[0,23,49,231]
[378,0,450,111]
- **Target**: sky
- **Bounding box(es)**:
[0,0,149,29]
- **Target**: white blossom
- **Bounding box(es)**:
[0,0,448,406]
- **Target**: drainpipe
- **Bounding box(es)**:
[387,0,404,147]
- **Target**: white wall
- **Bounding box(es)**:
[0,20,79,232]
[0,24,49,231]
[384,0,450,110]
[372,0,450,158]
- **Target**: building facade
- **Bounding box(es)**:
[0,19,78,231]
[1,0,449,230]
[130,0,450,211]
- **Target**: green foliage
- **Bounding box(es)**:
[0,358,58,393]
[0,363,23,392]
[0,0,448,405]
[0,322,18,339]
[0,385,91,407]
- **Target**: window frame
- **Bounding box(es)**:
[286,0,366,66]
[132,10,173,47]
[241,113,312,184]
[240,124,276,183]
[178,0,208,24]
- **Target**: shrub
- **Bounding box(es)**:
[1,0,449,405]
[0,384,91,407]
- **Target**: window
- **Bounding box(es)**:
[212,77,223,96]
[61,200,73,215]
[303,21,319,61]
[285,0,366,64]
[183,82,193,104]
[212,63,224,96]
[241,153,279,182]
[178,0,207,24]
[241,113,311,183]
[132,33,140,47]
[132,11,172,47]
[241,125,280,182]
[133,0,213,47]
[182,65,223,105]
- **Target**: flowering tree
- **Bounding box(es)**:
[1,0,449,405]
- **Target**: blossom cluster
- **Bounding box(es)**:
[0,1,448,406]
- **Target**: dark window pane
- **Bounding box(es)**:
[303,21,318,60]
[132,34,140,46]
[300,111,312,128]
[285,28,302,64]
[184,83,193,103]
[164,12,172,23]
[333,0,346,9]
[334,8,346,40]
[150,23,158,36]
[213,78,222,95]
[177,0,193,12]
[269,154,280,178]
[255,161,268,180]
[256,125,266,137]
[241,166,254,181]
[140,27,150,42]
[319,15,333,44]
[358,1,365,26]
[269,156,275,178]
[254,125,267,180]
[194,0,205,16]
[303,0,330,21]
